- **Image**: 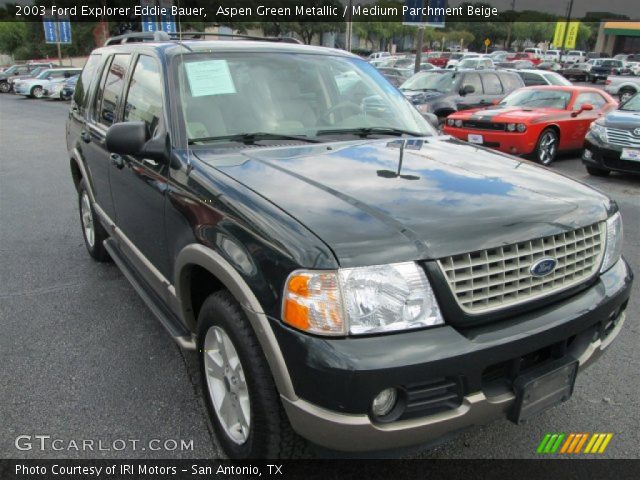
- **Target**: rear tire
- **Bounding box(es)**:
[534,128,559,166]
[197,291,309,459]
[586,166,610,177]
[78,180,110,262]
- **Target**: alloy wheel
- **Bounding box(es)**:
[538,131,557,165]
[80,192,95,247]
[203,326,251,445]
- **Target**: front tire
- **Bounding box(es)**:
[197,291,308,459]
[534,128,559,166]
[619,88,635,103]
[78,180,109,262]
[31,86,44,98]
[0,82,10,93]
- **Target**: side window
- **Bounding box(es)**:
[481,73,503,94]
[498,73,522,92]
[124,55,163,138]
[95,54,131,127]
[17,66,29,74]
[574,92,607,110]
[520,72,544,86]
[461,73,482,94]
[74,54,102,113]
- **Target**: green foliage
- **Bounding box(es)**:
[0,21,26,55]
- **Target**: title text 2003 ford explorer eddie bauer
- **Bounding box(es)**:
[66,33,633,459]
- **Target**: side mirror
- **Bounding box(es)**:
[572,103,593,116]
[422,112,440,130]
[491,99,500,105]
[106,121,148,156]
[106,121,170,164]
[459,84,475,96]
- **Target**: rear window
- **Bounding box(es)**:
[73,54,102,113]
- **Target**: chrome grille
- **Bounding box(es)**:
[605,127,640,148]
[438,223,605,314]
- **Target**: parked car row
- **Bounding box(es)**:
[394,64,639,176]
[0,63,80,100]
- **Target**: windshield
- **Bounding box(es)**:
[4,66,18,74]
[177,52,434,145]
[620,94,640,111]
[400,71,455,92]
[36,69,52,79]
[500,88,571,109]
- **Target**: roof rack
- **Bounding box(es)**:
[104,31,302,46]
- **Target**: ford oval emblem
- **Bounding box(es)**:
[633,128,640,137]
[530,257,557,277]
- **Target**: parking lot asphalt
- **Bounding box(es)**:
[0,92,638,459]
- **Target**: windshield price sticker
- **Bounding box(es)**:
[185,60,236,97]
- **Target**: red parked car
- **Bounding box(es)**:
[506,52,542,66]
[425,51,449,68]
[443,86,618,165]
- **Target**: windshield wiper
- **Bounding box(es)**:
[316,127,424,138]
[188,132,320,145]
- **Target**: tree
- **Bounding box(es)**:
[0,21,27,56]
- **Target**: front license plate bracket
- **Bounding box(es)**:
[508,358,578,424]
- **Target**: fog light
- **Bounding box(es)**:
[583,149,592,159]
[372,388,397,416]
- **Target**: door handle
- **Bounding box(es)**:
[110,153,125,169]
[80,131,91,143]
[142,158,159,167]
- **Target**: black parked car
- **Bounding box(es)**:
[583,93,640,175]
[67,33,632,459]
[589,59,624,83]
[399,69,524,120]
[561,62,591,81]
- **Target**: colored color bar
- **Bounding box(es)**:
[567,434,582,453]
[550,433,565,453]
[537,433,552,453]
[574,433,589,453]
[598,434,613,453]
[584,433,599,453]
[544,434,559,453]
[560,433,575,453]
[591,434,606,453]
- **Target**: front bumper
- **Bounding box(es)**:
[276,259,632,452]
[583,135,640,174]
[442,126,536,155]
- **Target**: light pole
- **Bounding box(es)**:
[558,0,574,63]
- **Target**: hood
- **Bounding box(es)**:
[458,106,565,122]
[602,109,640,129]
[196,137,611,267]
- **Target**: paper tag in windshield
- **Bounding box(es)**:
[185,60,236,97]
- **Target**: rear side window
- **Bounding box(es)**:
[481,73,503,94]
[94,54,131,127]
[498,73,523,92]
[461,73,482,94]
[73,54,102,113]
[519,72,545,86]
[124,55,164,138]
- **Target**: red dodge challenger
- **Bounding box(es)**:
[442,86,618,165]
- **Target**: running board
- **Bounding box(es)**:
[103,238,196,350]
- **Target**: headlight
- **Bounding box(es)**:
[454,119,463,127]
[589,122,608,142]
[282,262,444,336]
[516,123,527,132]
[507,123,516,132]
[601,212,623,273]
[447,118,455,126]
